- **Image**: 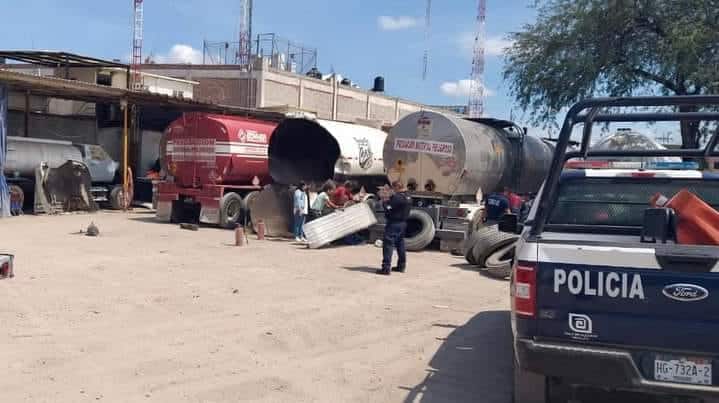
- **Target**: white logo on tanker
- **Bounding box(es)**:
[354,137,373,169]
[553,269,645,300]
[238,129,267,144]
[393,138,454,157]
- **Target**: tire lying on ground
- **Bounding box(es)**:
[471,226,518,268]
[464,226,496,265]
[483,242,517,279]
[404,209,436,251]
[220,192,245,229]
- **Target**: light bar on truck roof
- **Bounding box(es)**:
[565,160,700,170]
[643,161,700,170]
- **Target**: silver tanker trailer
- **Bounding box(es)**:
[375,111,555,251]
[5,136,122,209]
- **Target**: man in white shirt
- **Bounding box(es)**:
[293,182,308,242]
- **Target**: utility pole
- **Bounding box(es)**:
[238,0,253,67]
[422,0,431,80]
[468,0,486,118]
[131,0,144,91]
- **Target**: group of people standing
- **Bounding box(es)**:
[292,180,361,242]
[292,179,533,275]
[291,179,412,276]
[483,186,534,223]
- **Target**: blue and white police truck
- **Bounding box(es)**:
[509,96,719,402]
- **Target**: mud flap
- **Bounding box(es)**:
[156,201,173,222]
[199,206,220,225]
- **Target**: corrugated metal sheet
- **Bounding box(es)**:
[303,203,377,249]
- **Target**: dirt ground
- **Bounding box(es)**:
[0,211,513,403]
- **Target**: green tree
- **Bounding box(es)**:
[503,0,719,147]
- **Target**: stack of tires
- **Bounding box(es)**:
[463,225,518,279]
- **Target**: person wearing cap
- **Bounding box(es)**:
[378,180,411,275]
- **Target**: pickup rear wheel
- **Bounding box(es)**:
[109,185,125,210]
[220,192,245,229]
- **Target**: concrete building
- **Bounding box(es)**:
[1,53,198,172]
[142,58,440,125]
[3,65,197,118]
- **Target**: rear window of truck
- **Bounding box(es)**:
[548,176,719,228]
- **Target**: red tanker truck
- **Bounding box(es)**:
[155,113,278,228]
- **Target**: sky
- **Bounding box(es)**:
[0,1,537,124]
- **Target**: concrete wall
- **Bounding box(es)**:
[108,70,195,99]
[7,110,97,144]
[301,78,333,119]
[193,77,257,107]
[97,128,162,173]
[142,63,444,125]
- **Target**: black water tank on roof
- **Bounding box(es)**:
[372,76,385,92]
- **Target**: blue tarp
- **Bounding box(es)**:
[0,85,10,217]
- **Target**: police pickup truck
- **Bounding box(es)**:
[510,96,719,403]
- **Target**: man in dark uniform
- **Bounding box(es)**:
[378,180,411,275]
[484,188,511,224]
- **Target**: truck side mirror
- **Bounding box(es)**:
[499,213,519,234]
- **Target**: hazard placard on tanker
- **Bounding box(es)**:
[393,138,455,157]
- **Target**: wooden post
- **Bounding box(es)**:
[122,99,129,211]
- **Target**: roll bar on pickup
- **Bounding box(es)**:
[530,95,719,236]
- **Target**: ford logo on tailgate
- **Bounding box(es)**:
[662,284,709,302]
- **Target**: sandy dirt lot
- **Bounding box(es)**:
[0,211,512,403]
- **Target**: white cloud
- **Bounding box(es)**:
[155,44,203,64]
[459,33,514,57]
[378,16,419,31]
[486,37,514,56]
[440,79,495,98]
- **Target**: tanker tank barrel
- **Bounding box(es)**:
[268,118,387,187]
[268,119,341,185]
[384,111,554,198]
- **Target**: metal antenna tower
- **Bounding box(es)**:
[422,0,431,80]
[468,0,486,118]
[237,0,253,67]
[131,0,144,91]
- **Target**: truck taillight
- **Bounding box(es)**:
[0,255,14,279]
[514,261,536,317]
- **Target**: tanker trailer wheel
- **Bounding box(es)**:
[220,192,245,229]
[9,184,24,215]
[109,185,125,210]
[404,209,436,251]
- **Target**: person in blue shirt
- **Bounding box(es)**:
[293,182,308,242]
[484,190,511,223]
